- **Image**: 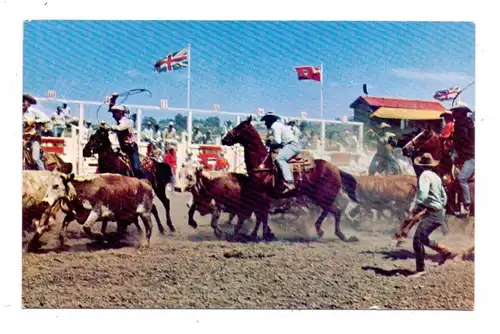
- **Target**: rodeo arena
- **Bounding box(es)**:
[22,55,475,309]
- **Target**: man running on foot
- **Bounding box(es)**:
[408,152,455,277]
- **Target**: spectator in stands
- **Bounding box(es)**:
[52,107,68,137]
[216,151,229,171]
[163,121,178,152]
[41,121,54,137]
[299,122,311,148]
[82,120,92,142]
[152,124,164,153]
[163,147,177,191]
[62,103,72,118]
[193,125,204,144]
[204,130,215,144]
[142,121,154,155]
[184,150,199,165]
[223,120,233,135]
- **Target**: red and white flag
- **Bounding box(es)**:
[294,65,322,82]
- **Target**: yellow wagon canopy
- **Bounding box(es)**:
[370,107,447,120]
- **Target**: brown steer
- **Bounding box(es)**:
[32,173,157,250]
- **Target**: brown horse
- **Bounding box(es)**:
[221,116,358,242]
[403,127,475,217]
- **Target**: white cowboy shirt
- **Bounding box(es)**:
[270,121,296,145]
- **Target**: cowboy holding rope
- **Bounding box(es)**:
[108,103,144,179]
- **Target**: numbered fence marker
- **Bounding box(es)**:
[257,108,265,117]
[48,90,57,100]
[300,111,308,120]
[160,99,169,109]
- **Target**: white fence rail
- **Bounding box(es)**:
[34,96,364,177]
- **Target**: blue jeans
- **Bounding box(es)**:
[126,144,144,179]
[276,141,302,183]
[31,141,45,171]
[413,209,445,272]
[53,125,65,137]
[457,158,474,205]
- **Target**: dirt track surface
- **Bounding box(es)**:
[22,192,474,309]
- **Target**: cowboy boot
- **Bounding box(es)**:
[431,243,456,265]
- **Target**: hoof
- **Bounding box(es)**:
[263,233,276,242]
[167,224,176,233]
[188,221,198,229]
[348,236,359,242]
[250,233,259,242]
[27,239,43,252]
[317,229,325,238]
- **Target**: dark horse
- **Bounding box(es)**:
[82,127,175,232]
[221,116,358,242]
[402,127,475,217]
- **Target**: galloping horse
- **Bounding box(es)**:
[221,116,358,242]
[82,127,175,233]
[402,127,475,217]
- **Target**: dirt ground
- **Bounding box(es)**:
[22,192,474,309]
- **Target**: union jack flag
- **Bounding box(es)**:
[154,47,189,72]
[433,87,461,101]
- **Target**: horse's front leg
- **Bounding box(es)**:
[210,206,223,239]
[155,183,175,232]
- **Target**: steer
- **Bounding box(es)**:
[31,173,157,251]
[181,164,272,240]
[23,171,66,237]
[336,173,418,227]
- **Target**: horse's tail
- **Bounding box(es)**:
[339,170,358,203]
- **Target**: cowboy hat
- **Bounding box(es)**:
[260,111,280,122]
[450,101,472,113]
[23,94,37,105]
[168,121,174,126]
[414,152,439,167]
[110,104,129,114]
[440,111,453,118]
[379,122,391,129]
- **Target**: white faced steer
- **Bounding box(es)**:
[35,173,157,250]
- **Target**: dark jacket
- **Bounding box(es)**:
[452,117,475,161]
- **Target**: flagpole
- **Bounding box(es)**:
[320,62,325,151]
[187,43,192,146]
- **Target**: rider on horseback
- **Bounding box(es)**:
[261,112,302,193]
[108,99,144,179]
[449,102,475,217]
[23,94,49,170]
[368,122,400,175]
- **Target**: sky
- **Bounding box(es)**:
[23,21,475,123]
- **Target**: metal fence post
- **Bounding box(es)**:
[78,103,84,175]
[136,107,142,140]
[320,120,326,151]
[187,110,193,146]
[358,123,364,151]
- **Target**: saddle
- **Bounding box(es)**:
[270,149,316,190]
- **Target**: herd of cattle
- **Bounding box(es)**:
[22,164,421,252]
